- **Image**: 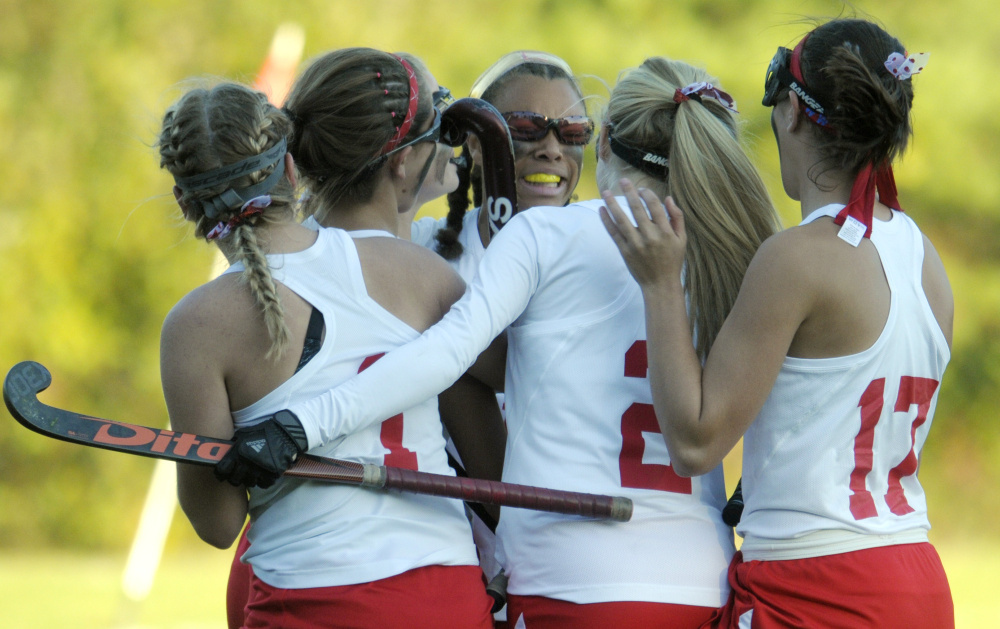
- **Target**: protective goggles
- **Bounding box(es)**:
[503,111,595,146]
[381,107,442,158]
[762,45,831,127]
[432,87,454,110]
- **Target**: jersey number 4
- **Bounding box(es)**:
[360,353,418,470]
[619,341,692,494]
[849,376,939,520]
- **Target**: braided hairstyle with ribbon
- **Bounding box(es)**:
[601,57,781,359]
[283,47,434,224]
[158,82,296,359]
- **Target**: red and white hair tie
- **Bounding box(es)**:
[672,82,739,114]
[206,196,271,241]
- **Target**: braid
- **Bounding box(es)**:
[230,222,291,359]
[470,163,484,209]
[435,146,473,259]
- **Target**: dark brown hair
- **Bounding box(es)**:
[798,19,914,173]
[283,47,434,222]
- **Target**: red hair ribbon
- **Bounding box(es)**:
[380,55,420,155]
[672,82,738,113]
[833,163,902,245]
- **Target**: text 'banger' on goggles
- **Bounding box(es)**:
[761,46,830,127]
[503,111,595,146]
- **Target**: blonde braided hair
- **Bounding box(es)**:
[157,82,297,359]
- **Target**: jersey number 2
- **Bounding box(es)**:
[849,376,939,520]
[359,353,418,470]
[619,341,691,494]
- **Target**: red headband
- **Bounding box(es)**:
[790,34,808,83]
[380,55,420,155]
[789,32,832,128]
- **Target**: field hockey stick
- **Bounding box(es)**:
[4,361,633,522]
[439,98,517,236]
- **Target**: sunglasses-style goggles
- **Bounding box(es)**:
[503,111,595,146]
[762,46,830,127]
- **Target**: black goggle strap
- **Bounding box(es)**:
[174,138,288,219]
[775,65,828,119]
[608,133,669,180]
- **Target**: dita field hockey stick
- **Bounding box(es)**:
[5,361,633,522]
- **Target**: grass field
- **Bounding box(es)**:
[0,538,994,628]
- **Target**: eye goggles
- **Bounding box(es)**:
[381,107,442,158]
[762,45,831,127]
[432,87,454,110]
[503,111,595,146]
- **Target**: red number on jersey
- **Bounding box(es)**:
[359,354,418,470]
[849,376,939,520]
[619,341,692,494]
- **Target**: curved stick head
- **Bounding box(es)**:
[4,361,52,426]
[439,97,518,236]
[439,98,509,148]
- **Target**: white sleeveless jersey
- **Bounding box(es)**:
[739,206,950,559]
[228,227,478,589]
[411,207,487,282]
[292,199,735,607]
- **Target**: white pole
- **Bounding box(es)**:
[121,458,177,601]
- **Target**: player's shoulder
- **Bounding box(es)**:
[161,273,256,348]
[361,235,464,296]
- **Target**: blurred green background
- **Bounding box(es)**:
[1,0,997,627]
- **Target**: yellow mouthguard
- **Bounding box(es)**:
[524,173,561,184]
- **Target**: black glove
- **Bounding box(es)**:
[215,410,308,489]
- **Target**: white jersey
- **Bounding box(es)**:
[292,199,735,607]
[228,227,479,589]
[739,206,950,560]
[411,207,487,281]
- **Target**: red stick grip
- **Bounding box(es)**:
[384,467,632,522]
